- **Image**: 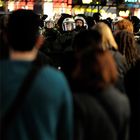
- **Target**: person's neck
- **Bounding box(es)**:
[10,48,38,61]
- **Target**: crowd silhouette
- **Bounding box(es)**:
[0,9,140,140]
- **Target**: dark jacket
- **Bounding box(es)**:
[110,50,127,93]
[124,59,140,140]
[94,85,130,140]
[73,86,130,140]
[74,93,117,140]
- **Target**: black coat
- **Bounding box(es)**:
[124,59,140,140]
[74,93,117,140]
[73,85,130,140]
[94,85,130,140]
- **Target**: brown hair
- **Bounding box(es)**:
[115,30,139,69]
[73,48,118,91]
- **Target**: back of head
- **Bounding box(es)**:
[93,12,101,23]
[115,19,133,33]
[72,29,102,52]
[101,19,112,30]
[86,16,95,29]
[92,22,118,50]
[73,48,118,91]
[115,30,135,54]
[7,9,40,51]
[115,30,138,68]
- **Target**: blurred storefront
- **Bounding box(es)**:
[7,1,34,11]
[72,0,140,19]
[72,0,117,19]
[44,0,72,19]
[107,0,140,18]
[1,0,72,18]
[125,0,140,18]
[72,5,117,19]
[0,0,139,19]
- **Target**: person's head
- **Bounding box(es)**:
[101,19,112,30]
[114,19,133,33]
[92,22,118,50]
[7,9,42,52]
[72,48,118,91]
[45,20,55,29]
[74,16,88,30]
[72,29,102,52]
[115,30,139,68]
[62,17,75,31]
[85,16,96,29]
[93,12,101,23]
[75,19,83,27]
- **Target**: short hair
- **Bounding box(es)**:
[115,19,133,33]
[7,9,40,51]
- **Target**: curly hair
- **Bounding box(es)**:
[115,30,139,69]
[115,19,133,33]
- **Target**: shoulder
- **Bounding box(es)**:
[73,93,109,117]
[101,85,130,116]
[74,94,99,108]
[35,66,71,94]
[40,66,66,81]
[103,85,129,105]
[29,65,72,105]
[73,93,117,140]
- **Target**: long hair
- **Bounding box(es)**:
[115,30,139,69]
[72,48,118,92]
[92,22,118,50]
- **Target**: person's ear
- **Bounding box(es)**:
[35,34,45,49]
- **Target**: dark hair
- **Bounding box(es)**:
[73,48,118,91]
[72,29,102,52]
[115,30,139,68]
[7,9,40,51]
[93,12,101,22]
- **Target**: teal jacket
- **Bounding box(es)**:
[0,60,73,140]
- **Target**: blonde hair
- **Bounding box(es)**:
[92,22,118,50]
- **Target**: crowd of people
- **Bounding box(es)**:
[0,9,140,140]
